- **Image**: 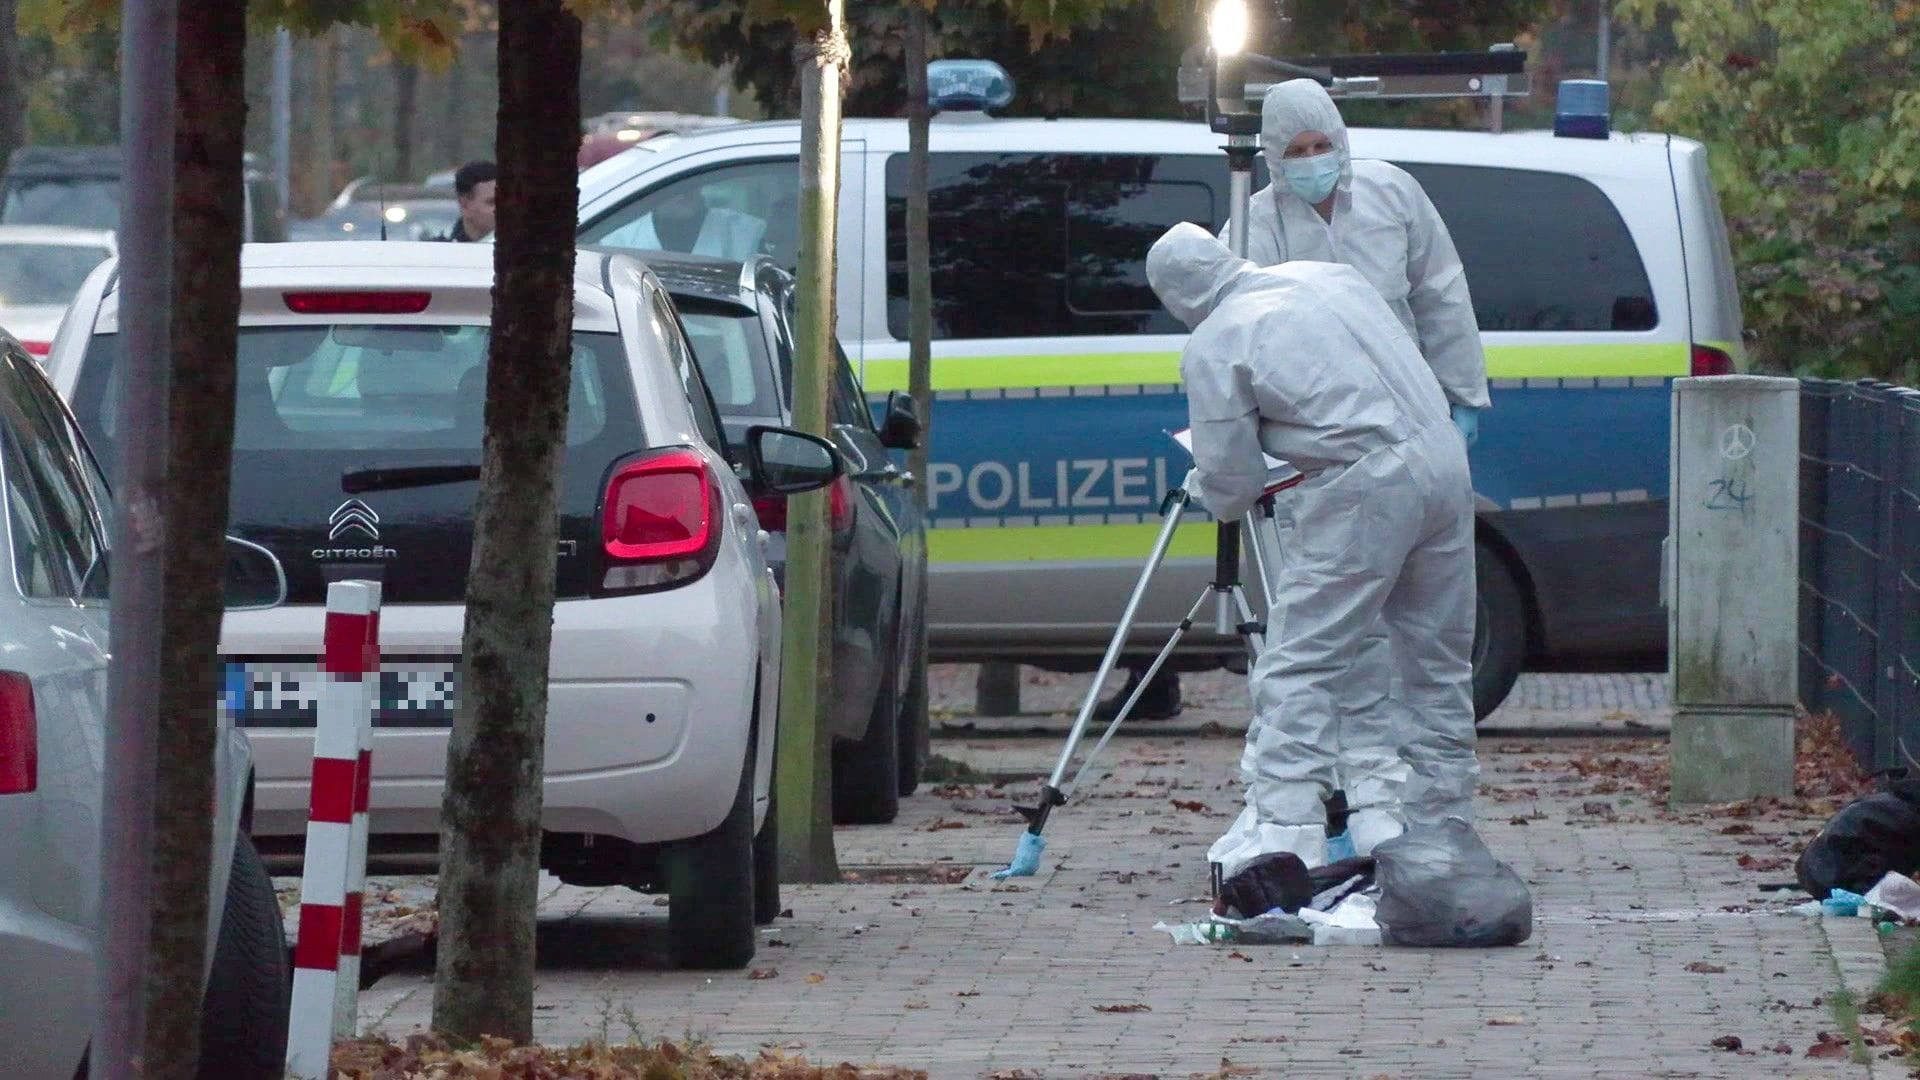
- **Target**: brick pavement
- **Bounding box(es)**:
[930,664,1672,737]
[348,710,1891,1078]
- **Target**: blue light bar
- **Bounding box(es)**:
[928,60,1015,113]
[1554,79,1611,139]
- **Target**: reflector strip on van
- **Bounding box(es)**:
[858,342,1688,393]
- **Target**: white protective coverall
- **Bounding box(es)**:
[1235,78,1490,413]
[1145,224,1477,877]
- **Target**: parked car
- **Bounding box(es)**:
[1,145,285,242]
[46,241,843,969]
[0,328,293,1077]
[0,224,115,357]
[635,250,929,825]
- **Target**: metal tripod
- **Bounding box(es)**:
[1014,475,1300,841]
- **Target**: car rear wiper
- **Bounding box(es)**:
[341,463,482,495]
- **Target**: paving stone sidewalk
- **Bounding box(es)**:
[928,665,1673,738]
[345,715,1894,1079]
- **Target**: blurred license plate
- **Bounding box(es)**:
[220,656,460,728]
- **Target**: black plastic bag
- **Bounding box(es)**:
[1373,819,1533,947]
[1796,780,1920,900]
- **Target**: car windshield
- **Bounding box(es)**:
[0,243,112,306]
[675,303,780,418]
[1,177,120,231]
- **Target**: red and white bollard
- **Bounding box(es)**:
[286,579,381,1080]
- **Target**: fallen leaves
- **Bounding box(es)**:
[922,818,970,832]
[806,972,827,984]
[1169,799,1209,813]
[329,1034,930,1079]
[1736,853,1791,873]
[1805,1032,1852,1059]
[748,968,779,980]
[1486,1015,1526,1027]
[1092,1003,1152,1014]
[1709,1035,1743,1052]
[1686,962,1728,974]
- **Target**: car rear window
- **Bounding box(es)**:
[674,301,780,419]
[69,324,646,603]
[1,177,120,231]
[0,243,113,306]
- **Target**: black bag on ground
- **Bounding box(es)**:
[1373,818,1533,947]
[1795,780,1920,899]
[1217,852,1314,917]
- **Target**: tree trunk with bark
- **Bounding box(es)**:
[0,0,22,173]
[142,1,249,1074]
[393,57,417,180]
[904,5,933,528]
[775,0,848,884]
[431,0,582,1046]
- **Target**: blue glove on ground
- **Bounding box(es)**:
[1325,830,1357,864]
[1450,404,1481,447]
[992,831,1046,879]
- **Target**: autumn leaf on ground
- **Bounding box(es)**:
[748,968,779,980]
[1806,1032,1851,1058]
[1093,1003,1152,1013]
[1710,1035,1743,1052]
[1486,1016,1526,1026]
[806,972,826,984]
[922,818,970,831]
[1737,854,1790,872]
[1169,799,1208,813]
[1687,962,1728,974]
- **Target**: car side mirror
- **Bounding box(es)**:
[746,426,842,495]
[224,536,287,611]
[878,391,922,451]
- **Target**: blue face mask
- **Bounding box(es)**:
[1279,150,1343,204]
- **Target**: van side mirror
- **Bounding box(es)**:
[878,391,922,451]
[224,536,287,611]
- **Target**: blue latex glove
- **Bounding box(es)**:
[1325,831,1357,864]
[1450,404,1481,447]
[992,831,1046,879]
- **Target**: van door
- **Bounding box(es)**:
[576,142,866,358]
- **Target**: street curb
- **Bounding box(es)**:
[1825,915,1891,1077]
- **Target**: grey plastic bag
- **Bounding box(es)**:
[1373,818,1533,947]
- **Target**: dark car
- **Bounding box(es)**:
[1,145,286,242]
[636,250,929,826]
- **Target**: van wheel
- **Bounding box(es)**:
[198,833,291,1079]
[832,651,901,826]
[753,790,781,926]
[665,754,757,969]
[1473,539,1527,723]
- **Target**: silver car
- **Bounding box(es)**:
[0,329,292,1077]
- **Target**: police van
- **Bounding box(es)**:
[575,62,1745,719]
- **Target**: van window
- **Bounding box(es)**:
[886,153,1227,341]
[1400,163,1658,333]
[580,159,798,266]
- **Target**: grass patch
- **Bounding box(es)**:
[1873,941,1920,1057]
[1827,988,1873,1065]
[921,754,986,784]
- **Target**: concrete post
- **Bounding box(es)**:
[1668,375,1800,803]
[976,662,1022,717]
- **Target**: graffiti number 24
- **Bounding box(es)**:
[1705,477,1752,513]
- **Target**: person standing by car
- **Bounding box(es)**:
[444,160,496,242]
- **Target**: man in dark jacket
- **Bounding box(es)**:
[446,160,496,242]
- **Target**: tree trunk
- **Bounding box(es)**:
[775,0,848,884]
[137,1,250,1075]
[393,57,417,180]
[904,5,933,533]
[309,29,337,212]
[431,0,582,1046]
[0,0,22,172]
[93,0,177,1074]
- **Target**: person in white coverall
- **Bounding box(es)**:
[1145,223,1477,877]
[1221,78,1491,865]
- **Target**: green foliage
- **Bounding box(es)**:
[1620,0,1920,379]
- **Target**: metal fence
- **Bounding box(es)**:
[1799,379,1920,773]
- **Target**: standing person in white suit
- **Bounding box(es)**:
[1222,78,1492,862]
[1145,223,1478,876]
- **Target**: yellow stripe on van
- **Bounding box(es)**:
[861,343,1688,393]
[929,522,1221,564]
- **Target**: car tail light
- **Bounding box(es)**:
[0,672,36,795]
[1691,344,1734,377]
[750,475,853,534]
[283,291,431,315]
[19,340,50,358]
[599,448,723,593]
